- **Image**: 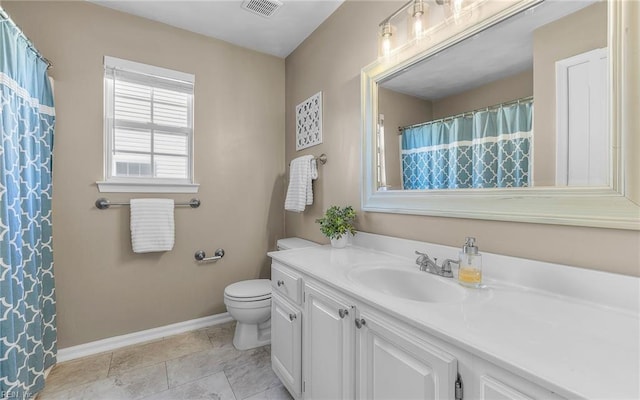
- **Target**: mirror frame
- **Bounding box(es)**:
[361,0,639,230]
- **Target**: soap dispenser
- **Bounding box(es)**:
[458,237,483,288]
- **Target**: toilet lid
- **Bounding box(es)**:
[225,279,271,299]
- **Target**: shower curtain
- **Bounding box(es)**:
[0,10,57,399]
[401,99,533,190]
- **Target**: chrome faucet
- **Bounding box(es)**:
[415,251,458,278]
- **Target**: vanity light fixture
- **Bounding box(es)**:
[411,0,426,39]
[436,0,467,24]
[377,0,417,58]
[379,20,394,57]
[377,0,474,58]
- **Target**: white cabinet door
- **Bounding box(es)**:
[357,310,458,400]
[472,358,567,400]
[304,283,355,400]
[479,375,535,400]
[477,375,565,400]
[271,293,302,399]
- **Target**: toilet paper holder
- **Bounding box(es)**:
[195,248,225,262]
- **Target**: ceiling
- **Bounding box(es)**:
[89,0,344,58]
[380,0,598,100]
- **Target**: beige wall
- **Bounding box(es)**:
[378,87,431,189]
[432,69,533,119]
[5,1,285,348]
[285,1,639,277]
[533,2,607,186]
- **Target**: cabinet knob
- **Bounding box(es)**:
[355,318,366,329]
[338,309,349,319]
[289,313,297,321]
[277,280,285,287]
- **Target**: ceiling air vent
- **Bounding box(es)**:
[241,0,283,18]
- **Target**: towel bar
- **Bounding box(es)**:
[95,198,201,210]
[289,153,327,166]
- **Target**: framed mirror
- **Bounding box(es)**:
[361,0,639,230]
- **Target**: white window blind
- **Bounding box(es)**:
[102,56,195,191]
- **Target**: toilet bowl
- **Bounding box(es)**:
[224,238,319,350]
[224,279,272,350]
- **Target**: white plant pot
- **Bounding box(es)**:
[330,235,348,249]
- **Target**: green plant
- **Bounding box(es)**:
[315,205,357,240]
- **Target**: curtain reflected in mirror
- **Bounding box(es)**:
[400,98,532,189]
[377,0,608,191]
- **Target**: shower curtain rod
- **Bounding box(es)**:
[398,95,533,133]
[0,8,53,69]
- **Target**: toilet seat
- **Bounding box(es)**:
[224,297,271,309]
[224,279,271,301]
[225,293,271,302]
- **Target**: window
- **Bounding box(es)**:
[98,56,198,193]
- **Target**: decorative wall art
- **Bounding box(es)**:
[296,91,322,150]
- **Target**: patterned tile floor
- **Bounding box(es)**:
[38,322,292,400]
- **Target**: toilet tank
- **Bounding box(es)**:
[276,237,319,251]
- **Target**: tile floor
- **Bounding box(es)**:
[38,322,293,400]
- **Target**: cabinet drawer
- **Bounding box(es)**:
[272,261,303,305]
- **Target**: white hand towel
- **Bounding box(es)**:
[130,198,175,253]
[285,155,316,212]
[308,158,318,205]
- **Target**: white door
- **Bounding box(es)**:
[304,283,355,400]
[556,47,609,186]
[357,310,458,400]
[271,293,302,399]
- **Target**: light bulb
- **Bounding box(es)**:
[379,21,394,58]
[451,0,464,24]
[414,18,423,38]
[411,0,426,39]
[382,37,391,57]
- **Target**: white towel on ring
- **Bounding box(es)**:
[130,198,175,253]
[285,155,317,212]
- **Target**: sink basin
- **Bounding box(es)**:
[348,265,466,303]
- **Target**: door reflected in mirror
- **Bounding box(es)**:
[376,0,608,191]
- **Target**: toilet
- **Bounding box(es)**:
[224,237,319,350]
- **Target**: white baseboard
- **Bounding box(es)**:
[57,312,233,363]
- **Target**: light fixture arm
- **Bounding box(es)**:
[378,0,414,28]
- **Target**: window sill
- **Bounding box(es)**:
[96,181,199,193]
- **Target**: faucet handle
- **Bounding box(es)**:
[441,259,459,278]
[415,250,433,260]
[414,250,429,270]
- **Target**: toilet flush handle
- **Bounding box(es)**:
[277,280,285,287]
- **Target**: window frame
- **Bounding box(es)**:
[97,56,199,193]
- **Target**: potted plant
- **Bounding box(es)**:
[315,205,356,248]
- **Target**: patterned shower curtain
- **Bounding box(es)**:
[0,10,56,399]
[401,99,533,190]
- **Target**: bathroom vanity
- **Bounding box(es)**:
[268,233,639,400]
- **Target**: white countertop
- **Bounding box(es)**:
[268,234,640,400]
